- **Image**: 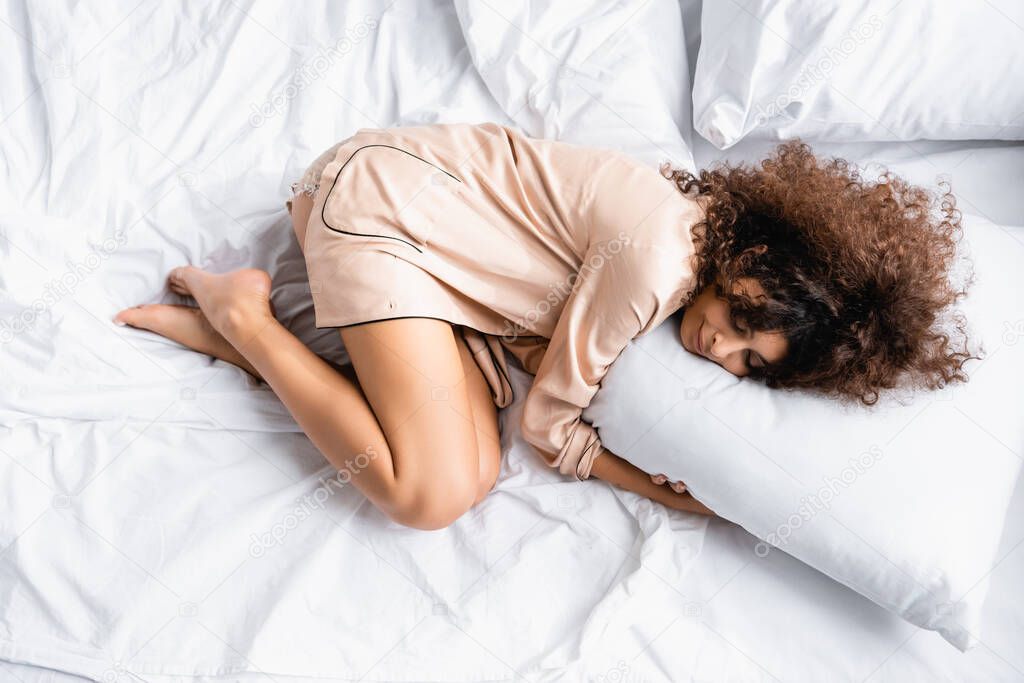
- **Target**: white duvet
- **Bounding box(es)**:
[1,2,1021,681]
[0,1,707,679]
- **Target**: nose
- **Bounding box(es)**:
[709,330,745,360]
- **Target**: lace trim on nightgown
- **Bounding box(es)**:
[290,180,320,197]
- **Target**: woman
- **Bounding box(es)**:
[114,123,972,529]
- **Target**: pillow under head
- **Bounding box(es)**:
[584,215,1024,650]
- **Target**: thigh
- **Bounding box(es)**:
[340,317,483,495]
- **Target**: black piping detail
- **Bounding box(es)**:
[319,144,463,254]
[316,314,464,330]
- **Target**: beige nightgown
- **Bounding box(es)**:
[286,122,704,480]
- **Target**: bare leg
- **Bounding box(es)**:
[115,304,262,379]
[115,267,499,529]
[114,194,498,527]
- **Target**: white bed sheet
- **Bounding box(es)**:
[0,1,1021,681]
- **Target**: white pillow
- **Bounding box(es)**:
[583,215,1024,651]
[453,0,697,170]
[692,1,1024,148]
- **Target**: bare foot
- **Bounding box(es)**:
[164,267,274,345]
[113,304,262,379]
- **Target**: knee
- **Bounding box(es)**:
[387,476,478,531]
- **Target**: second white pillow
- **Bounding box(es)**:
[692,1,1024,148]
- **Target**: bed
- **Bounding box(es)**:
[0,1,1021,680]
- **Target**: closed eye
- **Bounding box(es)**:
[732,319,764,371]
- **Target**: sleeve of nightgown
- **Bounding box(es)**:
[519,223,696,480]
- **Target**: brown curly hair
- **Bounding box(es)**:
[662,140,977,405]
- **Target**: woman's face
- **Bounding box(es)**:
[679,277,788,377]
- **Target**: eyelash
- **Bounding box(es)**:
[729,318,749,367]
[728,314,764,371]
[749,353,765,374]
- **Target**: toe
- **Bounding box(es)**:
[168,265,205,295]
[114,305,145,328]
[167,267,185,291]
[113,303,226,355]
[114,304,176,332]
[168,278,190,296]
[117,302,205,335]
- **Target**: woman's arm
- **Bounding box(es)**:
[589,451,714,515]
[519,239,696,480]
[518,156,703,483]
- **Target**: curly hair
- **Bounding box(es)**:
[662,140,977,405]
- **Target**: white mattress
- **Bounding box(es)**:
[0,1,1021,681]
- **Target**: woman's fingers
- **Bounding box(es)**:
[649,473,687,493]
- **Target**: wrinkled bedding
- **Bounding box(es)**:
[0,1,1021,681]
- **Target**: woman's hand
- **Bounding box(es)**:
[589,452,714,516]
[650,473,688,494]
